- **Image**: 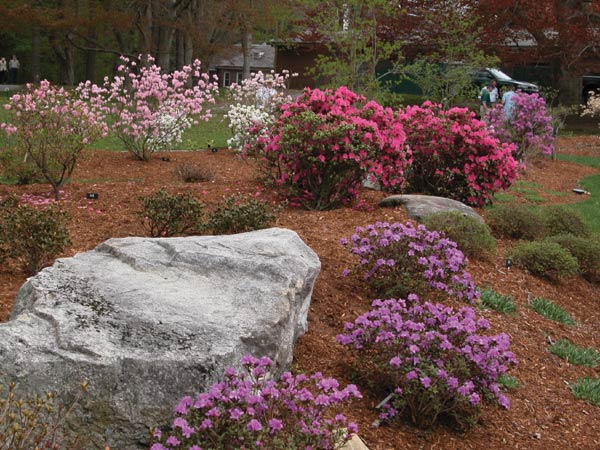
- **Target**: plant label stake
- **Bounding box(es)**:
[86,192,99,200]
[505,258,512,270]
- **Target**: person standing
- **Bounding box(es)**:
[502,85,517,119]
[489,79,499,105]
[0,58,7,84]
[479,84,493,119]
[8,55,19,84]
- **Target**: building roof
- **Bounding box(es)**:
[210,44,275,71]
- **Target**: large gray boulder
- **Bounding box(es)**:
[0,228,320,449]
[379,194,484,223]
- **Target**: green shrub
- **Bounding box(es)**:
[497,374,520,390]
[0,203,70,275]
[423,211,496,258]
[173,163,214,183]
[570,378,600,407]
[0,382,86,449]
[208,194,281,234]
[138,188,204,237]
[529,297,576,325]
[512,241,579,280]
[540,205,591,238]
[549,338,600,367]
[0,147,44,185]
[479,287,517,315]
[487,203,545,240]
[546,234,600,279]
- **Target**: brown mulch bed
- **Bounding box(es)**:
[1,136,599,450]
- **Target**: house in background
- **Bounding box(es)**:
[210,43,275,87]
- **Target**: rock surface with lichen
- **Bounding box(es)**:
[0,228,320,449]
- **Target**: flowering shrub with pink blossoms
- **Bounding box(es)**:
[337,296,517,428]
[79,55,218,161]
[486,93,555,161]
[151,355,361,450]
[399,102,518,207]
[1,80,107,200]
[251,86,410,210]
[341,221,479,303]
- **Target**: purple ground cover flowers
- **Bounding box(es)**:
[151,356,361,449]
[341,221,479,303]
[337,295,517,428]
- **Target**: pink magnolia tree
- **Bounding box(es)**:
[79,55,218,161]
[1,80,107,200]
[485,93,555,162]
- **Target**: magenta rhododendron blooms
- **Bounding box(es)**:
[337,295,517,428]
[1,80,107,200]
[78,54,218,161]
[485,93,555,162]
[250,86,410,210]
[342,221,479,303]
[151,356,361,450]
[399,101,518,207]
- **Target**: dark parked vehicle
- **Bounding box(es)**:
[473,68,539,93]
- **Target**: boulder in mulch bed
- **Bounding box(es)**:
[0,228,320,450]
[379,194,484,223]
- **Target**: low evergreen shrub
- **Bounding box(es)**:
[208,194,281,234]
[487,203,544,240]
[546,234,600,279]
[0,202,70,275]
[540,206,591,238]
[422,211,496,258]
[511,241,579,280]
[138,188,204,237]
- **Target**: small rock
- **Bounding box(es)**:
[379,194,484,223]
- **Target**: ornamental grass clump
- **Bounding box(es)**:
[151,355,361,450]
[398,101,518,207]
[251,86,410,210]
[341,221,478,302]
[337,296,517,429]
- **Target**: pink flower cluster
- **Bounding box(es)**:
[337,296,517,428]
[398,102,518,207]
[151,355,361,450]
[341,221,479,303]
[485,93,555,161]
[251,86,410,210]
[78,55,218,161]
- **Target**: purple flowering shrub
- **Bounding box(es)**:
[341,221,479,303]
[151,356,362,450]
[337,296,517,428]
[486,93,555,162]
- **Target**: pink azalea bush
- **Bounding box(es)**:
[151,355,361,450]
[337,296,517,428]
[0,80,107,200]
[486,93,555,161]
[399,102,518,207]
[251,86,410,210]
[341,221,479,303]
[79,55,218,161]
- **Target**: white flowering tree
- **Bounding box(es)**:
[225,70,296,155]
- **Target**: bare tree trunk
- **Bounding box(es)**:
[176,29,185,69]
[241,25,252,79]
[31,25,41,83]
